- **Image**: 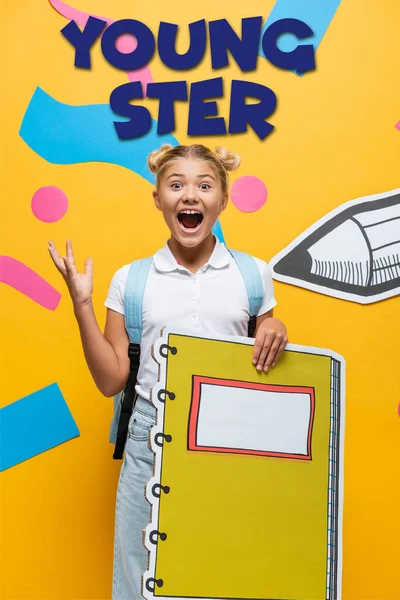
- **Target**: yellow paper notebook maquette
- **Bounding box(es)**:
[143,328,345,600]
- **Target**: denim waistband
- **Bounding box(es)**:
[134,394,157,419]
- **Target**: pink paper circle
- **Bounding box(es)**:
[115,33,138,53]
[230,176,267,213]
[31,186,68,223]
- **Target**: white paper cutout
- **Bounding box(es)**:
[270,188,400,304]
[142,327,345,600]
[194,379,312,457]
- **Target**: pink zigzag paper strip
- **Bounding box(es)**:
[48,0,154,93]
[0,256,61,310]
[395,121,400,131]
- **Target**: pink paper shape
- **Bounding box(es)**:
[395,121,400,131]
[115,34,137,54]
[0,256,61,310]
[230,176,268,213]
[31,186,68,223]
[48,0,154,93]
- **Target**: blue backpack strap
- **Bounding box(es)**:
[109,257,153,448]
[124,256,153,343]
[228,249,264,317]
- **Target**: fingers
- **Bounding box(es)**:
[252,326,288,372]
[261,337,282,372]
[62,254,78,279]
[264,338,281,373]
[253,331,275,371]
[66,239,75,265]
[84,257,93,278]
[252,334,265,367]
[48,240,67,276]
[48,240,79,280]
[271,340,287,368]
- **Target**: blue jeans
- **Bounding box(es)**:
[112,396,156,600]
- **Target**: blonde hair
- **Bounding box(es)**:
[147,144,240,194]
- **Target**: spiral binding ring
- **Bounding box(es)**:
[145,578,164,592]
[160,343,178,359]
[155,432,172,447]
[149,530,168,545]
[157,389,176,403]
[152,483,170,498]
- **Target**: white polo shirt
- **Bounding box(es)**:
[104,237,276,400]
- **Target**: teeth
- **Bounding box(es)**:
[179,210,202,215]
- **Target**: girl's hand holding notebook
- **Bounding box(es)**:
[252,317,288,372]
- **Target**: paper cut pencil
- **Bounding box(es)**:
[270,188,400,304]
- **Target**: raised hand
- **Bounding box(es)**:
[48,239,93,308]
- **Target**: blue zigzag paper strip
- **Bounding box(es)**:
[19,86,224,242]
[259,0,342,74]
[0,383,80,471]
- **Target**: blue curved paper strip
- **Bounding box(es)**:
[259,0,342,74]
[19,87,178,184]
[0,383,79,471]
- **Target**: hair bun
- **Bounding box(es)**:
[214,146,241,171]
[147,144,174,173]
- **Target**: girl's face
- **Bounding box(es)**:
[153,159,228,248]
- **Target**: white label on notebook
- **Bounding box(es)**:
[189,377,315,459]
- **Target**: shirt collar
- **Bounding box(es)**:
[153,235,231,273]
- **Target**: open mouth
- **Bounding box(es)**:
[177,210,204,233]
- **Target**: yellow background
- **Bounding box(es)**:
[157,334,335,599]
[1,0,399,598]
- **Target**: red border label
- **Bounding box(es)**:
[188,376,315,460]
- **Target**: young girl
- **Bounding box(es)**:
[48,143,288,599]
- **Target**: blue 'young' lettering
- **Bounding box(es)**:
[62,15,315,75]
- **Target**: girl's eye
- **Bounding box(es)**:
[171,183,182,189]
[200,183,211,190]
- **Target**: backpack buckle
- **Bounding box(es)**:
[248,315,257,338]
[128,343,140,366]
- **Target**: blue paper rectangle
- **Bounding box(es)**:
[0,383,79,471]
